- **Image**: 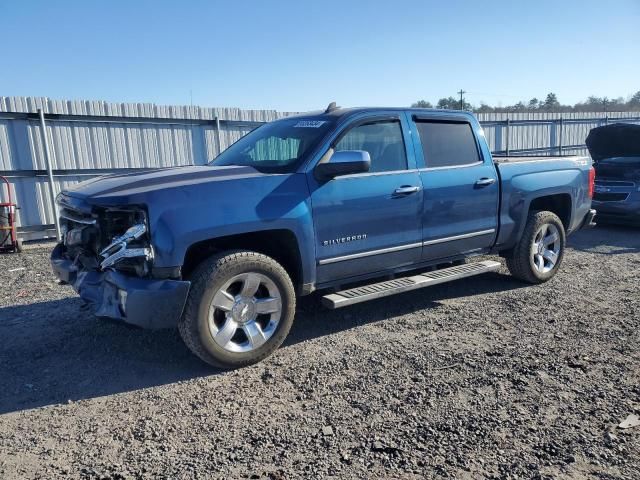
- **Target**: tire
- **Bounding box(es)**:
[15,238,23,253]
[179,250,296,369]
[505,210,566,284]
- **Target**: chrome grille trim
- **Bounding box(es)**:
[60,209,96,225]
[595,179,636,188]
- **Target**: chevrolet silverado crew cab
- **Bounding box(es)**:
[51,105,596,368]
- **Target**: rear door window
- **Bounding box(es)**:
[415,121,481,168]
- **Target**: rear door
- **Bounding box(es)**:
[309,114,424,285]
[410,114,499,261]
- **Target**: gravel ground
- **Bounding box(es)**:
[0,225,638,479]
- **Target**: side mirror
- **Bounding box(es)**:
[315,150,371,180]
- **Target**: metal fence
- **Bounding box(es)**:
[1,96,639,240]
[477,111,640,156]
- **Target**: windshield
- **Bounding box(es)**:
[210,117,335,173]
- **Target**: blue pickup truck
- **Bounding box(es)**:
[51,105,596,368]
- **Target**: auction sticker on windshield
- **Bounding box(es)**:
[293,120,326,128]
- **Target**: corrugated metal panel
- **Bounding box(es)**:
[0,120,14,169]
[0,175,110,229]
[204,124,256,160]
[476,111,640,155]
[23,120,206,169]
[0,96,298,121]
[1,96,640,239]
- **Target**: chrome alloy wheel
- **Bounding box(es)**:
[531,223,561,274]
[207,272,282,353]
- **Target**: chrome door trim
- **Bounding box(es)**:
[318,242,423,265]
[418,161,483,172]
[423,229,495,246]
[337,168,420,179]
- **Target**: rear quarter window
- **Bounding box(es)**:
[416,121,481,168]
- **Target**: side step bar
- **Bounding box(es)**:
[321,260,502,309]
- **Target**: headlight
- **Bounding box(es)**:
[99,208,153,273]
[101,208,148,240]
[100,223,147,258]
[100,223,153,269]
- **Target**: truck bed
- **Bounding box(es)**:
[493,155,589,164]
[493,153,593,248]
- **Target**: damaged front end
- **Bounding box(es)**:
[51,195,189,329]
[98,219,153,272]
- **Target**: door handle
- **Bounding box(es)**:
[393,185,421,195]
[475,177,496,187]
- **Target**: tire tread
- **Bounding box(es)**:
[505,210,565,284]
[178,250,295,369]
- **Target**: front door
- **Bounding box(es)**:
[309,115,423,285]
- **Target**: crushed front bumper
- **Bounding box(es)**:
[51,243,190,329]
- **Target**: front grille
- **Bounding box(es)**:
[595,179,636,188]
[60,206,96,226]
[593,192,629,202]
[58,203,101,256]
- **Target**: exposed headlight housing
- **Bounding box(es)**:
[98,207,153,275]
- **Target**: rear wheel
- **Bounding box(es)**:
[179,251,296,369]
[505,211,566,284]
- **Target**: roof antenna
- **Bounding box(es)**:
[325,101,339,113]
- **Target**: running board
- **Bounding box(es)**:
[321,260,502,309]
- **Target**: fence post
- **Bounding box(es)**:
[494,122,502,155]
[505,118,510,156]
[38,108,61,241]
[558,117,563,156]
[215,115,223,156]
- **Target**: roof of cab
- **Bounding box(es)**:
[283,106,474,122]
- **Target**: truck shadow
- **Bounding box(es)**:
[0,297,213,415]
[569,224,640,255]
[0,271,526,415]
[287,271,525,347]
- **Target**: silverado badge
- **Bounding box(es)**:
[322,234,367,246]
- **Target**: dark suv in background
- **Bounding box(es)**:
[587,123,640,225]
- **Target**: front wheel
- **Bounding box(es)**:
[505,211,566,284]
[179,251,296,369]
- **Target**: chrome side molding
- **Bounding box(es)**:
[318,229,496,265]
[318,242,422,265]
[422,229,495,246]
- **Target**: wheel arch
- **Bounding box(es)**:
[498,191,573,256]
[516,192,573,246]
[182,229,305,293]
[528,193,572,230]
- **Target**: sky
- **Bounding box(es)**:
[1,0,639,112]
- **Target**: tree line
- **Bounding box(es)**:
[411,91,640,113]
